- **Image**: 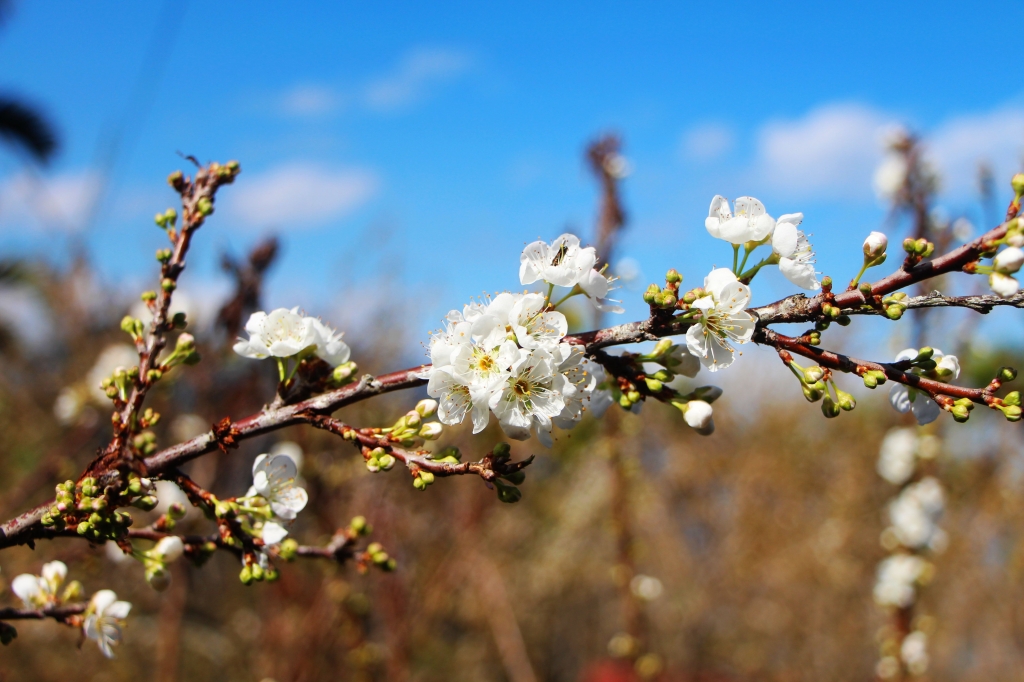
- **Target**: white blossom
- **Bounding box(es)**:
[771,213,820,290]
[11,561,67,609]
[519,233,597,287]
[261,520,290,545]
[704,195,776,245]
[877,428,918,486]
[489,347,567,441]
[233,308,351,366]
[251,453,308,520]
[664,343,701,378]
[510,293,568,350]
[539,347,601,446]
[685,268,756,372]
[579,267,625,313]
[83,589,132,658]
[153,536,184,563]
[873,554,926,608]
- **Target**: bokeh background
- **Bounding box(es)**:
[1,1,1024,681]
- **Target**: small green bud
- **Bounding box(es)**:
[820,276,833,289]
[436,446,462,461]
[863,373,878,389]
[378,454,396,470]
[418,471,435,485]
[372,551,389,565]
[836,314,851,326]
[650,338,673,358]
[279,538,299,561]
[682,291,697,304]
[350,516,369,535]
[146,369,163,382]
[250,562,264,581]
[76,521,91,535]
[859,282,873,296]
[836,390,856,411]
[1013,173,1024,197]
[384,558,397,572]
[412,476,427,490]
[1002,404,1023,422]
[196,196,213,216]
[61,580,83,602]
[171,311,187,329]
[903,238,916,254]
[40,513,54,526]
[133,496,158,511]
[496,481,522,504]
[156,248,172,263]
[627,390,641,403]
[239,565,254,585]
[999,367,1018,382]
[619,394,632,408]
[885,305,905,320]
[644,377,663,393]
[803,366,825,383]
[366,457,381,473]
[951,404,971,422]
[415,398,438,418]
[164,208,177,225]
[492,442,511,459]
[665,268,682,283]
[821,395,841,418]
[167,170,184,188]
[916,347,934,360]
[161,278,176,292]
[1004,391,1021,406]
[815,319,830,331]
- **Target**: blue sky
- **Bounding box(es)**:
[0,1,1022,344]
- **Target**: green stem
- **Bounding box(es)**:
[850,261,870,287]
[551,286,583,308]
[738,246,753,275]
[276,358,287,384]
[543,282,554,307]
[738,255,776,282]
[732,245,740,274]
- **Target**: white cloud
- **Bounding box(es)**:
[682,122,735,162]
[362,47,472,111]
[927,107,1024,198]
[280,84,345,117]
[0,170,102,232]
[754,103,893,199]
[224,163,379,228]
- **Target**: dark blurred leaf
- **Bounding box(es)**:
[0,97,57,163]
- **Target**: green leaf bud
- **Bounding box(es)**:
[496,481,522,504]
[492,442,511,459]
[502,470,526,485]
[1004,391,1021,407]
[239,565,253,585]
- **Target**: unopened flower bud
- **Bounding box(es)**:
[995,247,1024,275]
[154,536,184,562]
[1002,404,1023,421]
[951,403,971,422]
[903,238,917,254]
[161,278,176,292]
[885,304,905,320]
[821,395,841,418]
[239,565,253,585]
[378,454,396,470]
[279,538,299,560]
[650,338,673,358]
[863,231,888,260]
[146,564,171,592]
[643,284,660,304]
[1004,391,1021,406]
[836,389,856,411]
[418,471,435,485]
[803,366,825,383]
[419,422,442,440]
[691,386,723,403]
[682,400,714,435]
[644,377,663,393]
[990,272,1020,298]
[415,399,438,418]
[1013,173,1024,197]
[196,196,213,216]
[665,268,682,284]
[496,481,522,504]
[492,442,511,459]
[349,516,369,535]
[802,382,824,403]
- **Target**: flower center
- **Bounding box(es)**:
[513,378,531,396]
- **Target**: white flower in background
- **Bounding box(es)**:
[901,631,929,675]
[510,293,568,350]
[520,233,597,287]
[629,574,664,601]
[261,520,290,545]
[251,453,308,520]
[269,440,304,471]
[888,477,945,550]
[704,195,776,245]
[11,561,67,609]
[685,268,756,372]
[874,154,908,200]
[771,213,820,290]
[873,554,927,608]
[490,348,567,441]
[587,362,616,419]
[53,388,83,425]
[994,246,1024,274]
[152,536,184,563]
[82,589,131,658]
[888,348,959,425]
[877,428,918,486]
[538,346,601,446]
[233,309,352,367]
[86,345,139,403]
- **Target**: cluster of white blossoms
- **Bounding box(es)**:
[705,195,820,291]
[873,554,929,608]
[234,307,352,372]
[425,234,626,445]
[11,561,132,658]
[888,347,960,425]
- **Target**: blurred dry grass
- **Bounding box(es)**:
[0,254,1023,682]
